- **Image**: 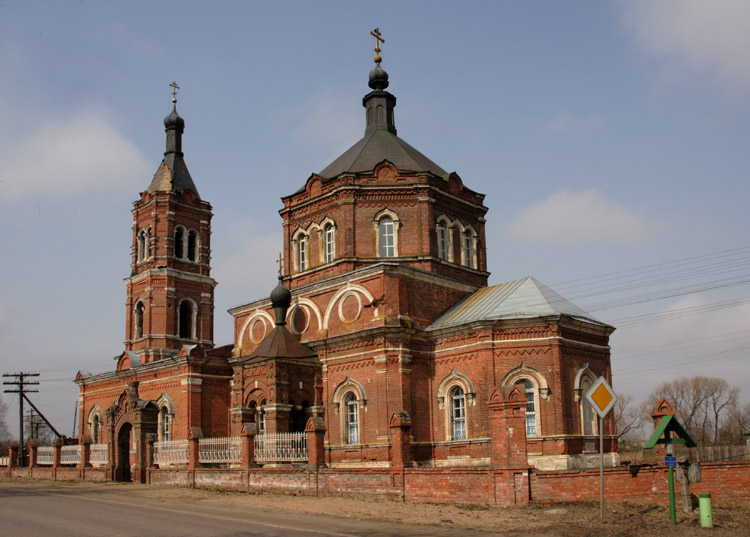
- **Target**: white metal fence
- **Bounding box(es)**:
[61,445,81,465]
[254,432,307,463]
[199,436,241,464]
[90,443,109,466]
[0,456,8,467]
[37,447,54,465]
[154,439,189,466]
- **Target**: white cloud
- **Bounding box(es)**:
[546,114,601,134]
[619,0,750,91]
[507,189,652,244]
[0,105,151,202]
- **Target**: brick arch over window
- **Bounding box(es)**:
[331,376,367,414]
[372,208,401,258]
[323,284,375,330]
[291,227,310,272]
[435,215,454,262]
[155,393,175,442]
[87,405,104,444]
[455,221,478,269]
[133,299,145,339]
[436,368,476,441]
[499,362,550,400]
[239,310,275,347]
[436,368,476,409]
[500,362,549,438]
[177,297,198,340]
[316,216,337,264]
[574,364,599,436]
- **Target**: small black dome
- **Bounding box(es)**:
[368,65,389,91]
[270,275,291,325]
[164,106,185,130]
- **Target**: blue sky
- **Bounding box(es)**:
[1,1,748,434]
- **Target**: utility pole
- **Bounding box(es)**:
[3,372,40,467]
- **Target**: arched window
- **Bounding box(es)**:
[437,222,448,261]
[134,301,145,339]
[461,228,477,269]
[144,227,151,259]
[187,230,197,262]
[324,224,335,263]
[379,216,395,257]
[344,392,359,444]
[581,377,597,435]
[450,386,467,440]
[89,412,102,444]
[137,230,145,262]
[258,400,266,434]
[159,406,170,441]
[178,300,195,340]
[298,234,308,271]
[174,227,184,259]
[516,379,538,437]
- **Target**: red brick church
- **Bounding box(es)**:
[75,40,617,484]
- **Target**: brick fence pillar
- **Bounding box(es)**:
[388,410,412,469]
[488,386,530,507]
[240,422,258,468]
[79,434,92,468]
[188,427,202,469]
[9,441,19,468]
[52,437,64,469]
[145,434,156,469]
[305,417,326,468]
[28,439,40,468]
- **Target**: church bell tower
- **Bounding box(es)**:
[124,84,216,363]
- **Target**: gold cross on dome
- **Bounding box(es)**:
[277,252,284,276]
[170,81,180,104]
[370,28,385,65]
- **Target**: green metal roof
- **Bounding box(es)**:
[645,415,698,448]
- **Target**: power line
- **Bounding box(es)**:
[3,372,39,467]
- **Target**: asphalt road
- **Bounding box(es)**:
[0,482,491,537]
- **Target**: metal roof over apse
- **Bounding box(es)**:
[428,276,609,330]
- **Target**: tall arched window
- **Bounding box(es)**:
[159,406,170,441]
[137,231,145,262]
[178,300,195,339]
[144,227,151,259]
[461,229,476,269]
[581,378,597,435]
[437,222,448,261]
[378,216,395,257]
[258,400,266,434]
[516,380,537,437]
[187,230,197,262]
[134,301,145,339]
[174,227,184,259]
[324,224,335,263]
[344,392,359,444]
[450,386,466,440]
[90,413,101,444]
[298,235,308,271]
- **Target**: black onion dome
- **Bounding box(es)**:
[270,275,291,325]
[164,106,185,130]
[368,65,389,91]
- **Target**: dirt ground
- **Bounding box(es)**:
[4,478,749,536]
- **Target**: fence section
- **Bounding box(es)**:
[254,432,307,463]
[90,443,109,466]
[61,445,81,465]
[619,444,750,464]
[199,436,241,464]
[37,447,54,465]
[154,439,189,466]
[0,456,8,467]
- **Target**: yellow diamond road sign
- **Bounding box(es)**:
[585,377,617,418]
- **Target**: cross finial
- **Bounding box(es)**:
[370,28,385,65]
[169,81,180,105]
[277,252,284,276]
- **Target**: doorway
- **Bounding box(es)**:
[116,423,132,482]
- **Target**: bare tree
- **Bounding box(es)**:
[0,395,11,456]
[718,399,750,445]
[613,394,646,448]
[644,376,741,445]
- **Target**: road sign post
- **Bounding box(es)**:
[584,377,617,524]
